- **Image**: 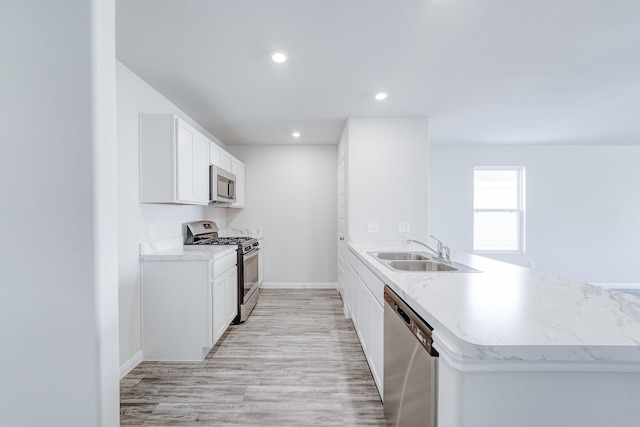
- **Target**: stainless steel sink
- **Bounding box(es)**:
[388,260,480,273]
[368,251,432,261]
[368,251,479,273]
[387,260,458,272]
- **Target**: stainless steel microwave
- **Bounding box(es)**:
[209,165,236,204]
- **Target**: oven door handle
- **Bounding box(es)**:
[243,248,261,261]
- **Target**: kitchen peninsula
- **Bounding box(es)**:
[349,241,640,427]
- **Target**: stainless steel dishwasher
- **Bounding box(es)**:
[384,285,438,427]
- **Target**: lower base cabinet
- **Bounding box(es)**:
[347,249,384,396]
[214,262,237,342]
[141,250,237,361]
[368,296,384,388]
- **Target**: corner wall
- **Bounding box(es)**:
[429,144,640,283]
[347,118,430,242]
[116,62,228,372]
[1,1,119,425]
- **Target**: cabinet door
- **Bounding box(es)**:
[225,268,238,324]
[346,263,357,320]
[194,134,209,203]
[356,276,370,352]
[210,142,222,167]
[214,275,226,342]
[349,265,359,329]
[368,296,384,394]
[176,120,208,204]
[176,122,195,202]
[230,159,245,208]
[221,150,232,171]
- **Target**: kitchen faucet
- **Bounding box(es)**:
[407,235,451,262]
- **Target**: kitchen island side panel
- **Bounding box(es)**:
[438,355,640,427]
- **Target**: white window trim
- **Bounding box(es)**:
[473,166,526,254]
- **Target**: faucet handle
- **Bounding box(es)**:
[430,235,450,261]
[430,234,443,249]
[429,234,443,245]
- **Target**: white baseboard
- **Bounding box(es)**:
[120,350,143,379]
[261,282,338,289]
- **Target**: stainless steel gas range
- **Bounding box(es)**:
[184,221,261,323]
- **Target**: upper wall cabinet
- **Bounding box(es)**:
[209,142,233,172]
[211,141,245,208]
[230,158,245,208]
[140,114,210,205]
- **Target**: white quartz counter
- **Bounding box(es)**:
[140,237,236,261]
[349,241,640,370]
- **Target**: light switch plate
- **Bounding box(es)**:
[149,224,157,238]
[399,222,410,232]
[367,222,379,233]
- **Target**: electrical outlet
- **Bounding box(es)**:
[367,222,379,233]
[529,262,536,270]
[399,222,410,232]
[149,224,157,238]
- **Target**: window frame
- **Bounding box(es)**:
[473,166,526,254]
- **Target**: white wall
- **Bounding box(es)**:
[227,145,338,285]
[346,118,430,242]
[1,1,119,425]
[429,144,640,283]
[117,62,228,370]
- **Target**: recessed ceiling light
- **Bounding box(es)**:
[375,92,388,100]
[292,132,301,138]
[271,51,288,63]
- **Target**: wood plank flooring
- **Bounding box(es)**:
[120,289,386,426]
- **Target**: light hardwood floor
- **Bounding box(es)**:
[120,289,386,426]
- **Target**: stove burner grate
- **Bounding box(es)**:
[192,236,254,246]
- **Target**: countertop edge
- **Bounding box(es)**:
[140,245,237,261]
[348,242,640,370]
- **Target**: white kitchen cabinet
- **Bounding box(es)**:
[230,158,245,208]
[368,295,384,390]
[209,142,221,167]
[356,276,371,353]
[192,132,209,202]
[140,114,209,205]
[210,142,233,171]
[141,249,237,361]
[210,141,246,208]
[213,254,238,342]
[225,268,238,324]
[221,151,232,171]
[214,273,226,343]
[347,249,384,396]
[346,262,357,327]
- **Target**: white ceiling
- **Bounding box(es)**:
[116,0,640,146]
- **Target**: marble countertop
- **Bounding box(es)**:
[140,237,236,261]
[349,241,640,368]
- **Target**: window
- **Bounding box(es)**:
[473,167,525,252]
